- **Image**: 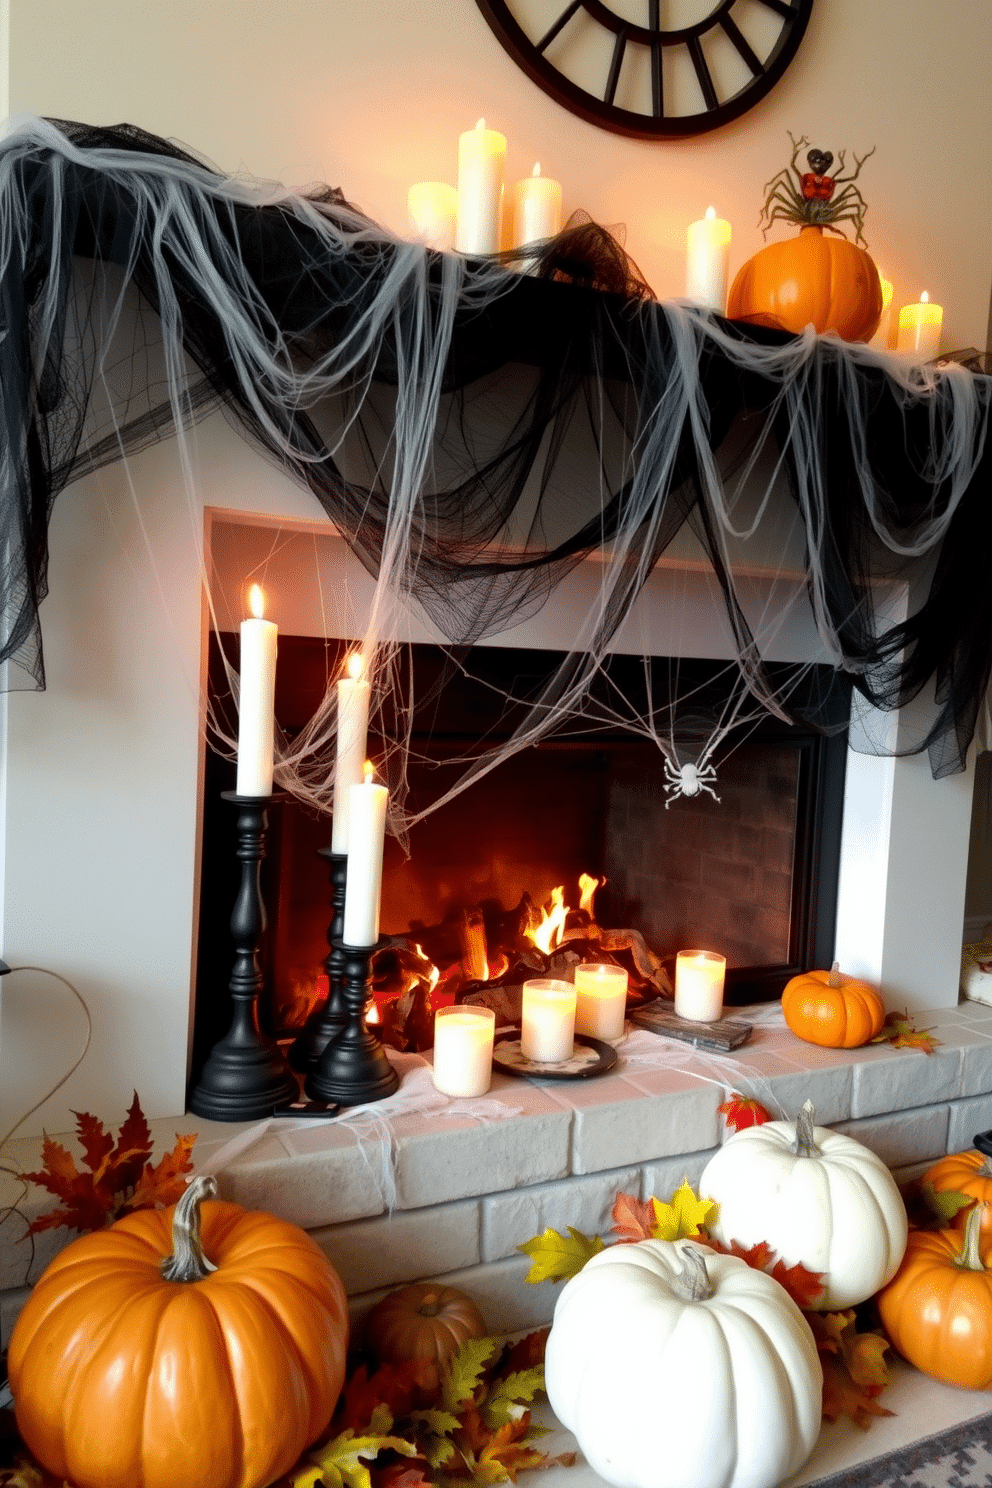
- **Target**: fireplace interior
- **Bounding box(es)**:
[192,634,849,1084]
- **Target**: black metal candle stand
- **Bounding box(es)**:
[189,791,299,1121]
[305,938,399,1106]
[289,848,349,1073]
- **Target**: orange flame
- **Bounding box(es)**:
[247,583,265,619]
[527,885,568,955]
[579,873,602,916]
[346,651,365,681]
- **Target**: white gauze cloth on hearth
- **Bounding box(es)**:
[193,1052,523,1212]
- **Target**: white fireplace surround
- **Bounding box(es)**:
[0,401,977,1140]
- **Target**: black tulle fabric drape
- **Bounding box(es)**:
[1,115,990,794]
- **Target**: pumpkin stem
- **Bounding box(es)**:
[671,1246,715,1303]
[418,1291,441,1318]
[955,1204,989,1273]
[794,1100,820,1158]
[160,1174,219,1283]
[827,962,842,988]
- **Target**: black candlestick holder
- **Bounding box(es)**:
[189,792,299,1121]
[305,938,399,1106]
[289,847,349,1072]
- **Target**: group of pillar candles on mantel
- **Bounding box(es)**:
[235,588,728,1101]
[409,120,944,356]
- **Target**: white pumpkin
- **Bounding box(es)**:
[699,1100,908,1310]
[545,1239,822,1488]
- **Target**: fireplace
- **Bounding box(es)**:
[192,620,849,1082]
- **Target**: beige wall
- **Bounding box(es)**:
[8,0,992,353]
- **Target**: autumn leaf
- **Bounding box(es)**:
[901,1178,976,1230]
[517,1226,605,1284]
[870,1011,940,1055]
[304,1427,417,1488]
[701,1235,825,1309]
[717,1093,774,1131]
[808,1311,894,1429]
[650,1180,715,1241]
[484,1366,545,1429]
[375,1463,435,1488]
[440,1338,500,1413]
[495,1329,548,1376]
[19,1094,197,1236]
[611,1190,655,1243]
[124,1131,198,1211]
[473,1416,548,1484]
[337,1361,435,1434]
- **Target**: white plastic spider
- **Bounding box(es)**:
[663,758,721,808]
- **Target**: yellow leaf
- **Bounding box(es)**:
[651,1180,715,1241]
[308,1429,417,1488]
[290,1468,328,1488]
[517,1226,605,1283]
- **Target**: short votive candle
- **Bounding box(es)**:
[674,950,726,1022]
[574,963,628,1041]
[521,978,576,1062]
[432,1005,496,1097]
[897,291,943,359]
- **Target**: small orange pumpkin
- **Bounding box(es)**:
[727,226,882,342]
[781,961,885,1048]
[876,1205,992,1390]
[363,1282,486,1381]
[922,1146,992,1239]
[7,1176,348,1488]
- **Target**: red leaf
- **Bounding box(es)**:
[121,1133,197,1214]
[336,1359,438,1432]
[373,1462,434,1488]
[497,1329,549,1376]
[769,1256,826,1309]
[109,1091,154,1194]
[74,1110,113,1172]
[717,1094,774,1131]
[611,1190,655,1243]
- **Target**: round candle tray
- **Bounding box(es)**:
[492,1031,617,1080]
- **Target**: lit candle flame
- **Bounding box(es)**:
[346,651,365,681]
[532,162,541,178]
[920,291,930,304]
[248,583,265,619]
[363,759,375,785]
[476,117,486,131]
[705,205,716,221]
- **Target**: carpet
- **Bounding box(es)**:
[805,1413,992,1488]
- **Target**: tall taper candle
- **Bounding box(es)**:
[235,584,277,797]
[331,651,371,853]
[343,764,388,946]
[456,118,506,255]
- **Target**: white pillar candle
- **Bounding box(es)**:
[342,765,388,947]
[235,583,277,797]
[897,291,943,358]
[512,163,562,251]
[674,949,726,1022]
[432,1005,495,1096]
[456,118,506,255]
[521,978,576,1062]
[331,652,371,853]
[574,963,629,1041]
[686,206,732,314]
[408,181,458,251]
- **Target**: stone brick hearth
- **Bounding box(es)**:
[3,999,992,1347]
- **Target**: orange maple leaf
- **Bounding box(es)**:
[611,1190,656,1243]
[808,1311,894,1429]
[717,1093,774,1131]
[700,1235,825,1309]
[474,1413,547,1483]
[20,1094,196,1235]
[336,1359,438,1432]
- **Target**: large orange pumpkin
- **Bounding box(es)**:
[727,227,882,342]
[781,962,885,1048]
[7,1175,349,1488]
[922,1146,992,1239]
[876,1205,992,1390]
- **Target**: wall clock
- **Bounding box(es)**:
[475,0,815,138]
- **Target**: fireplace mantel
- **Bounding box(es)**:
[0,117,987,1137]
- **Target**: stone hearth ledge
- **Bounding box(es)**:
[3,1001,992,1347]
